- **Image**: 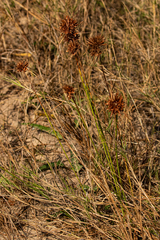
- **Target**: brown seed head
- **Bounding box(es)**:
[106,93,124,115]
[87,35,105,57]
[64,32,79,43]
[60,16,79,42]
[67,40,80,55]
[16,61,28,72]
[63,85,75,100]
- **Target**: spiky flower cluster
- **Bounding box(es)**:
[60,16,79,42]
[87,35,105,57]
[60,16,80,55]
[67,40,80,56]
[16,61,28,72]
[63,85,75,100]
[106,93,124,115]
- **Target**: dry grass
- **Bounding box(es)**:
[0,0,160,239]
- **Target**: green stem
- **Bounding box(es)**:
[115,114,122,198]
[78,68,121,194]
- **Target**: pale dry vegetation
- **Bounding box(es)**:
[0,0,160,239]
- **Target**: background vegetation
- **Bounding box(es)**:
[0,0,160,239]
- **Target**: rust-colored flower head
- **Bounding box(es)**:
[63,85,75,100]
[16,61,28,72]
[87,35,105,57]
[60,16,79,42]
[64,32,79,43]
[67,40,80,55]
[106,93,124,115]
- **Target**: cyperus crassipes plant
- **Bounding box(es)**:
[106,92,125,115]
[67,40,80,55]
[60,16,79,43]
[16,61,28,72]
[59,16,80,56]
[87,35,105,57]
[63,85,75,100]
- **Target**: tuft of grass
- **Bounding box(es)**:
[0,0,160,239]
